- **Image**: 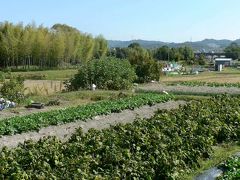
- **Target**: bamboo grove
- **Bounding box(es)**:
[0,22,108,69]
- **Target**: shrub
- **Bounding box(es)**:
[0,71,5,82]
[21,73,47,80]
[135,60,162,83]
[127,45,162,83]
[67,57,137,90]
[0,75,25,103]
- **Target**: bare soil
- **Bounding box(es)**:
[0,100,185,149]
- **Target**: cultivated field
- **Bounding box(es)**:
[161,68,240,83]
[0,68,239,179]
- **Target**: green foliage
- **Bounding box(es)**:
[128,42,141,48]
[153,46,195,64]
[219,156,240,179]
[109,45,162,83]
[0,75,25,102]
[68,57,137,90]
[135,59,162,83]
[198,54,206,65]
[224,42,240,60]
[18,73,47,80]
[127,45,161,82]
[0,22,108,69]
[0,71,5,82]
[0,95,239,179]
[0,93,172,135]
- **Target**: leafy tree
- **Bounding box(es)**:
[224,42,240,60]
[109,45,161,83]
[0,21,108,69]
[153,46,170,61]
[128,42,141,49]
[153,46,194,64]
[198,53,206,65]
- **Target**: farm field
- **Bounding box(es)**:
[0,90,133,119]
[2,2,240,179]
[0,69,240,179]
[138,83,240,96]
[0,67,240,179]
[161,68,240,84]
[0,100,184,149]
[0,94,239,179]
[0,93,172,136]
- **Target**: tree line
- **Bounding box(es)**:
[0,22,108,69]
[108,43,197,65]
[224,42,240,60]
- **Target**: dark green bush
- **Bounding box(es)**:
[67,57,137,90]
[135,60,162,83]
[127,45,162,83]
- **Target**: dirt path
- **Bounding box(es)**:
[0,100,185,149]
[139,83,240,95]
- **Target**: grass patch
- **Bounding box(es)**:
[12,69,78,80]
[29,90,134,105]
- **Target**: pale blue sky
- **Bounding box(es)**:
[1,0,240,42]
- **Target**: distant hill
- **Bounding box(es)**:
[108,38,240,52]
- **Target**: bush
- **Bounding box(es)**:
[21,73,47,80]
[0,71,5,82]
[127,45,162,83]
[0,75,25,103]
[135,60,162,83]
[67,57,137,90]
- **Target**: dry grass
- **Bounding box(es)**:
[161,68,240,83]
[24,80,65,95]
[13,69,78,80]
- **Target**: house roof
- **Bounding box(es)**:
[214,58,232,61]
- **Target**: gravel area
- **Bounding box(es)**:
[0,100,185,149]
[139,83,240,95]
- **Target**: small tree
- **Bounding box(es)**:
[67,57,136,91]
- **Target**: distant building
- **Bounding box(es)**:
[162,62,182,73]
[214,58,232,71]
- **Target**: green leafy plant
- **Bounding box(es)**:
[0,95,239,179]
[219,156,240,179]
[67,57,137,91]
[0,93,172,135]
[0,75,25,103]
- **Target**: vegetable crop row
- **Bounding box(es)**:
[169,81,240,88]
[0,94,239,179]
[0,93,172,136]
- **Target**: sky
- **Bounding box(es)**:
[1,0,240,42]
